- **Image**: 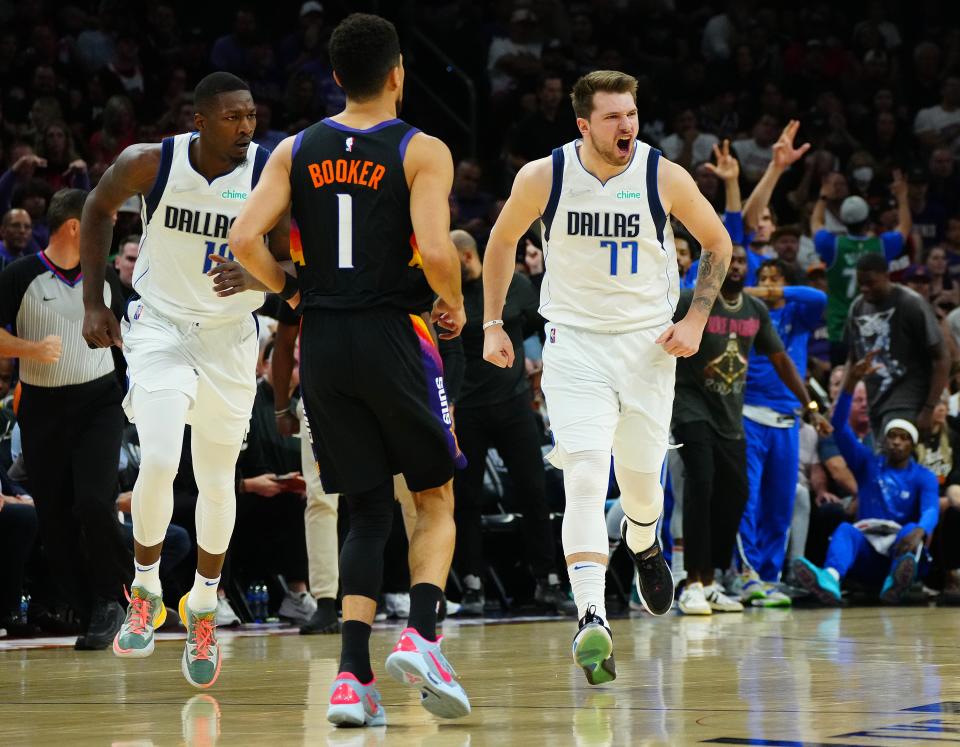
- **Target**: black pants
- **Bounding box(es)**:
[18,376,132,620]
[0,501,38,616]
[453,394,554,580]
[674,421,749,578]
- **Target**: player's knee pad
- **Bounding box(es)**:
[340,478,395,600]
[192,436,242,556]
[560,448,612,557]
[615,464,664,528]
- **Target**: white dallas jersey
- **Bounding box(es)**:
[131,132,269,323]
[539,139,679,333]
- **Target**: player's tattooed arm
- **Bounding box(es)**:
[690,248,729,315]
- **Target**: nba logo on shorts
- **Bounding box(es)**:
[345,137,354,152]
[133,303,144,320]
[549,327,557,344]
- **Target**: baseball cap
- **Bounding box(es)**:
[840,195,870,225]
[300,1,323,16]
[883,418,918,444]
[903,264,930,282]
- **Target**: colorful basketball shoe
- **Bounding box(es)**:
[385,627,471,719]
[327,672,387,727]
[572,606,616,685]
[792,558,842,605]
[179,593,222,689]
[880,552,917,604]
[620,518,674,615]
[113,585,167,657]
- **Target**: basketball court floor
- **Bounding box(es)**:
[2,607,959,746]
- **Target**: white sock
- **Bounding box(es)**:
[623,519,657,555]
[133,559,162,596]
[826,567,840,582]
[187,572,220,612]
[567,561,607,620]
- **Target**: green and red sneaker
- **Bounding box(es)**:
[179,593,222,689]
[113,586,167,658]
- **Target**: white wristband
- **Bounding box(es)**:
[482,319,504,331]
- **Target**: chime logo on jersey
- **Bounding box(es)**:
[345,137,354,152]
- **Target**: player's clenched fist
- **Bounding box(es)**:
[656,317,703,358]
[32,334,63,364]
[483,325,514,368]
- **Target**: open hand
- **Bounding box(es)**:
[772,120,811,171]
[704,139,740,182]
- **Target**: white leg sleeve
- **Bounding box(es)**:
[560,448,613,558]
[130,387,189,547]
[615,462,664,554]
[191,428,242,556]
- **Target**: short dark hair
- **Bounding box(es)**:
[194,72,250,113]
[46,188,88,235]
[759,258,789,278]
[120,234,142,248]
[329,13,401,101]
[856,252,888,274]
[772,224,802,241]
[570,70,638,119]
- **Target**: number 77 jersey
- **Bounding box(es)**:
[133,132,269,323]
[289,117,432,313]
[539,139,680,333]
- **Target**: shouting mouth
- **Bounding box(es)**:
[615,137,631,157]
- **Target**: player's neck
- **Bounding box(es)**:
[190,138,238,182]
[577,141,632,184]
[44,240,79,269]
[332,98,399,129]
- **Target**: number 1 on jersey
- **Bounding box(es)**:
[202,241,233,273]
[337,193,354,269]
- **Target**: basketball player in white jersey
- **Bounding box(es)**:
[80,72,289,688]
[483,71,732,684]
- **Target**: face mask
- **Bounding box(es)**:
[853,166,874,186]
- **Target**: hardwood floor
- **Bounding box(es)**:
[2,607,959,746]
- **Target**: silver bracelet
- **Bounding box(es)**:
[482,319,504,331]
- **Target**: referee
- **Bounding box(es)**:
[0,188,131,649]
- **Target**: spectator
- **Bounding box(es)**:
[672,245,820,615]
[253,102,287,153]
[12,178,53,250]
[658,108,719,172]
[448,230,573,616]
[113,234,140,300]
[913,75,960,157]
[739,259,828,597]
[769,225,806,284]
[88,95,136,171]
[794,355,939,605]
[507,75,578,167]
[925,246,959,308]
[908,167,947,252]
[813,171,911,363]
[0,189,131,649]
[210,7,259,77]
[732,114,779,184]
[488,9,542,96]
[927,146,960,216]
[0,208,37,271]
[34,121,89,193]
[451,159,495,231]
[847,252,949,436]
[915,398,960,500]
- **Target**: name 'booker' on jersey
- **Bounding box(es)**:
[539,139,679,333]
[131,132,269,323]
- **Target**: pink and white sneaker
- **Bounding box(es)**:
[385,627,471,719]
[326,672,387,727]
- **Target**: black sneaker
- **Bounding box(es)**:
[300,597,340,635]
[459,587,484,616]
[534,578,578,616]
[572,605,616,685]
[75,599,124,650]
[620,518,674,616]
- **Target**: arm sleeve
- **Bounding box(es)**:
[752,302,785,356]
[918,468,940,537]
[814,230,836,265]
[783,286,828,331]
[722,211,744,245]
[830,391,870,477]
[880,231,905,261]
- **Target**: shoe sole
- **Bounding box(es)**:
[678,602,712,615]
[179,593,222,689]
[572,625,616,685]
[792,560,841,606]
[880,556,917,604]
[112,601,167,658]
[385,651,471,719]
[327,702,386,728]
[751,597,792,608]
[300,620,341,635]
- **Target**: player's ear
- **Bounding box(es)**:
[332,70,343,90]
[576,116,589,138]
[194,112,204,132]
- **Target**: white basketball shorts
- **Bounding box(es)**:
[121,298,258,445]
[541,321,676,473]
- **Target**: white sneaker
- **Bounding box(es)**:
[384,592,411,619]
[215,596,241,627]
[278,591,318,624]
[704,583,744,612]
[678,582,712,615]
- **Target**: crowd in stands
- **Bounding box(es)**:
[3,0,960,639]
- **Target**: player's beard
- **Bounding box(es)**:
[587,130,630,167]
